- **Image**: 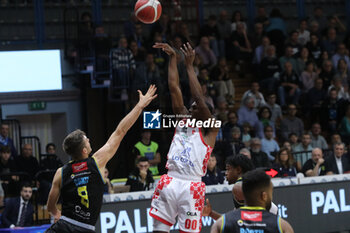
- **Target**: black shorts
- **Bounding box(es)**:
[45,219,95,233]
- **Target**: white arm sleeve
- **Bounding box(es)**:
[269,202,278,215]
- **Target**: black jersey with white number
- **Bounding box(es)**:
[61,157,105,226]
[221,206,282,233]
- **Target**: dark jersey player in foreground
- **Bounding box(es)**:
[45,85,157,233]
[211,169,294,233]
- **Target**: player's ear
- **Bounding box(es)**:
[261,191,268,202]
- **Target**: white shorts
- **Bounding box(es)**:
[149,174,205,233]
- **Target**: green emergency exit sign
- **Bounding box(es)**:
[28,101,46,111]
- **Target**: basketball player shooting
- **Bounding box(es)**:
[149,42,219,233]
[45,85,157,233]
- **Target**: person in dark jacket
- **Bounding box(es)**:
[202,154,224,185]
[126,157,154,192]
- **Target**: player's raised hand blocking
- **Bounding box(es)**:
[153,43,176,56]
[180,42,195,66]
[137,85,158,108]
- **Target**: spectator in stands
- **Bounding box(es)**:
[280,104,304,141]
[302,148,326,176]
[339,105,350,143]
[215,96,229,123]
[239,148,252,160]
[199,82,215,109]
[200,15,220,57]
[259,45,280,92]
[254,5,268,26]
[335,59,350,88]
[250,23,265,51]
[286,30,302,57]
[250,138,270,168]
[1,183,33,228]
[0,123,17,157]
[128,23,147,49]
[123,12,139,39]
[325,15,346,35]
[273,148,297,177]
[256,106,275,139]
[241,82,266,110]
[150,13,170,40]
[0,145,17,197]
[40,143,63,171]
[14,144,39,182]
[230,22,252,62]
[134,53,161,94]
[325,142,350,174]
[126,157,154,192]
[210,57,235,104]
[237,96,259,130]
[283,141,292,152]
[265,93,282,124]
[328,77,349,100]
[321,88,344,133]
[222,112,241,142]
[306,33,323,62]
[278,61,301,106]
[217,10,231,57]
[296,47,312,76]
[311,7,327,31]
[297,19,310,46]
[332,43,350,71]
[231,10,247,32]
[310,123,328,150]
[293,132,313,171]
[265,8,287,56]
[309,21,321,38]
[319,59,335,89]
[223,127,245,157]
[322,28,338,57]
[253,35,270,65]
[280,46,298,71]
[241,123,252,148]
[103,167,113,194]
[202,154,224,185]
[132,130,160,176]
[304,78,327,120]
[130,40,146,63]
[261,125,280,162]
[195,36,217,69]
[289,133,299,151]
[93,25,112,72]
[178,23,195,46]
[300,61,318,93]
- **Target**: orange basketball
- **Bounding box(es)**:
[134,0,162,24]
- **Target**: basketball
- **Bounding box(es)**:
[134,0,162,24]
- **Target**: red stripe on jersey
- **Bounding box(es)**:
[149,209,173,226]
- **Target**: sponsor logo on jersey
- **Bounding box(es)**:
[186,211,198,216]
[75,205,91,219]
[72,162,88,173]
[239,228,264,233]
[74,176,89,186]
[241,211,262,221]
[237,219,244,226]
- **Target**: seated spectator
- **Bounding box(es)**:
[1,183,33,228]
[210,57,235,104]
[231,10,247,32]
[195,36,217,69]
[304,78,327,120]
[297,19,310,46]
[322,27,338,57]
[265,8,287,56]
[306,33,322,61]
[241,123,252,147]
[328,77,349,101]
[319,59,335,89]
[40,143,63,171]
[0,146,17,197]
[202,154,224,185]
[0,123,17,157]
[200,82,215,109]
[339,105,350,143]
[300,61,318,93]
[250,22,265,51]
[273,148,297,177]
[200,15,220,57]
[293,132,313,171]
[239,148,252,160]
[259,45,281,92]
[289,133,299,151]
[302,148,326,176]
[325,142,350,174]
[264,93,282,124]
[296,47,312,76]
[280,104,304,141]
[129,40,146,63]
[222,112,242,142]
[256,106,275,139]
[217,10,231,58]
[310,123,328,150]
[126,157,154,192]
[250,138,271,168]
[321,88,346,133]
[261,125,280,162]
[128,23,148,50]
[279,46,298,71]
[309,21,321,38]
[332,43,350,71]
[311,7,327,32]
[241,82,266,110]
[132,130,160,176]
[286,30,302,57]
[223,127,245,157]
[254,6,268,26]
[134,53,161,93]
[229,22,252,62]
[14,144,39,182]
[278,61,301,106]
[103,167,114,194]
[237,96,259,130]
[93,25,112,72]
[215,97,229,123]
[253,35,270,64]
[334,58,350,87]
[282,141,292,152]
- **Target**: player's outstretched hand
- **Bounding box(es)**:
[153,43,176,56]
[137,85,158,108]
[180,42,195,66]
[202,198,212,216]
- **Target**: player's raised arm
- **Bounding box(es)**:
[93,85,157,169]
[153,42,188,115]
[180,43,212,121]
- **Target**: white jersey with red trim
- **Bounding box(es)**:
[166,120,213,179]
